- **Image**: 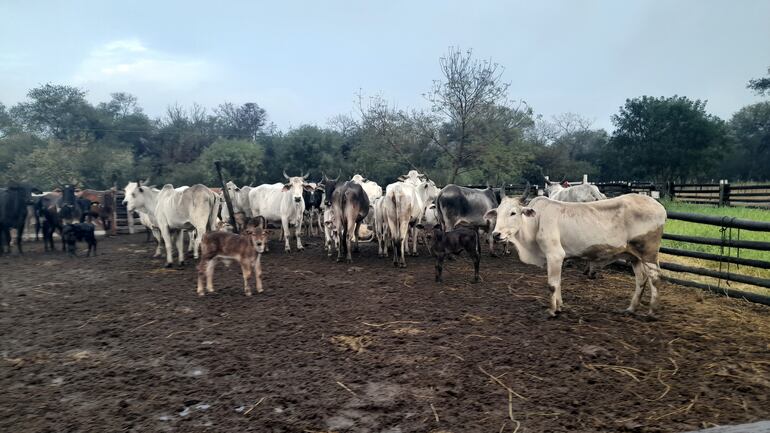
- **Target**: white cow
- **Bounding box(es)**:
[123,181,179,258]
[249,172,313,252]
[322,208,339,256]
[397,170,439,255]
[351,174,383,202]
[485,189,666,317]
[545,181,606,202]
[154,184,218,267]
[372,196,390,257]
[224,181,253,216]
[383,181,422,267]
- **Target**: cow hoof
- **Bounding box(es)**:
[177,263,185,269]
[472,278,480,284]
[645,313,659,322]
[547,310,559,319]
[620,308,636,316]
[297,247,304,252]
[490,253,499,258]
[245,292,252,297]
[197,291,204,297]
[165,263,173,268]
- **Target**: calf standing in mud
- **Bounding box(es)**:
[62,223,97,257]
[418,222,481,283]
[196,218,269,297]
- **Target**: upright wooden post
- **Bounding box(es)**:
[214,161,239,234]
[723,179,731,207]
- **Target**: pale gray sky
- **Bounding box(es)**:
[1,0,768,132]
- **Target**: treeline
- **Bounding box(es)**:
[1,50,768,190]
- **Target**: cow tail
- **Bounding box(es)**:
[391,192,401,240]
[340,192,348,246]
[207,194,218,232]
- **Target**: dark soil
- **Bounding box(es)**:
[1,233,768,433]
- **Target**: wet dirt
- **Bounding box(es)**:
[1,233,768,432]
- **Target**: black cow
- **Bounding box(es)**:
[418,222,480,283]
[0,183,39,255]
[302,187,324,236]
[435,184,499,256]
[59,185,82,224]
[329,180,370,263]
[62,223,97,256]
[36,192,64,252]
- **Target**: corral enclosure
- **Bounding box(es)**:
[1,233,769,433]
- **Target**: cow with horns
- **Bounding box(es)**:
[485,184,666,317]
[249,171,314,252]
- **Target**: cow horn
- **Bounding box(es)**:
[333,170,340,182]
[302,171,309,179]
[137,179,142,187]
[520,181,532,204]
[144,176,151,185]
[283,170,290,180]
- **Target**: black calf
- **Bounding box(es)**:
[418,223,480,283]
[62,223,97,257]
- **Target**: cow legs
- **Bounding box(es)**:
[152,228,163,257]
[410,226,418,256]
[627,260,647,314]
[435,253,444,282]
[14,223,24,254]
[254,255,263,293]
[241,261,253,296]
[295,219,304,251]
[175,230,185,266]
[472,249,480,283]
[281,217,291,252]
[546,254,565,317]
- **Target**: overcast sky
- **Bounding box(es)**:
[1,0,768,132]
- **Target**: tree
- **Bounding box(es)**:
[607,96,728,182]
[725,102,770,180]
[10,84,104,141]
[747,67,770,96]
[423,47,530,183]
[214,102,267,141]
[195,138,265,186]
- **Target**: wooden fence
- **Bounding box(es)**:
[665,181,770,208]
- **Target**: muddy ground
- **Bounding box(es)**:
[1,233,768,433]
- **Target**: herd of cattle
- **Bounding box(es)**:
[0,171,667,317]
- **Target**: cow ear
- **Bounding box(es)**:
[303,184,315,192]
[483,209,497,220]
[282,184,290,192]
[138,187,144,192]
[522,208,536,217]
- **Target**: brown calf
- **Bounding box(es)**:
[196,219,269,296]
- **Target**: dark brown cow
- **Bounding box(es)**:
[418,222,481,283]
[196,219,270,296]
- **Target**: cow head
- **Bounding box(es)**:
[243,217,270,254]
[544,179,563,197]
[282,170,314,203]
[318,176,340,207]
[123,180,151,213]
[225,180,240,195]
[485,183,535,242]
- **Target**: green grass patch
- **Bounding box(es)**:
[660,200,770,296]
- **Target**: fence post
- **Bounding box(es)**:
[667,181,675,200]
[723,179,731,207]
[583,174,588,184]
